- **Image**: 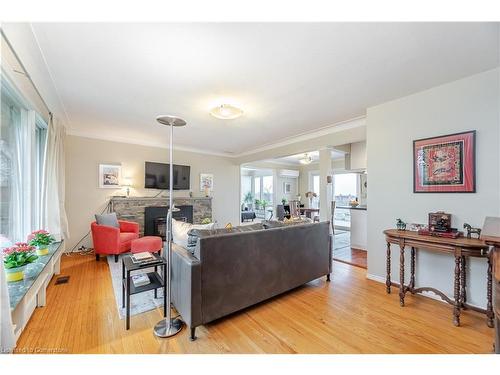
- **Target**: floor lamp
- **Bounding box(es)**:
[153,115,186,338]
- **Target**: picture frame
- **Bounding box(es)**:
[99,163,122,188]
[283,182,292,194]
[200,173,214,192]
[413,130,476,193]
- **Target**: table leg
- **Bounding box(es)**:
[154,265,158,299]
[410,247,416,292]
[399,244,405,307]
[460,256,466,306]
[386,242,391,294]
[487,252,494,328]
[126,270,131,330]
[453,253,461,327]
[122,259,125,309]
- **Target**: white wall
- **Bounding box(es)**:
[367,69,500,308]
[65,135,240,250]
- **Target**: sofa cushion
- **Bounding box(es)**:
[187,223,265,254]
[262,218,313,229]
[172,219,215,249]
[95,212,119,228]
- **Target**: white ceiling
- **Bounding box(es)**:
[30,23,499,155]
[269,150,345,166]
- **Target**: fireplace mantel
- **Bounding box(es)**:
[110,196,212,235]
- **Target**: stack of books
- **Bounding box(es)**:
[131,274,150,287]
[131,251,157,264]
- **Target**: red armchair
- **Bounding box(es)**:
[91,220,140,262]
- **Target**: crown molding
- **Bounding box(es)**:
[65,128,234,158]
[235,116,366,158]
[66,115,366,160]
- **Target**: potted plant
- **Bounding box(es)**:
[28,229,55,256]
[281,197,287,205]
[261,199,269,210]
[254,199,262,210]
[244,192,254,210]
[3,243,38,282]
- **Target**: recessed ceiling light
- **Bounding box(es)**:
[210,104,244,120]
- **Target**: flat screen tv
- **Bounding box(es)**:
[144,162,190,190]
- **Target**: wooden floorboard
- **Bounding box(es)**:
[15,253,495,354]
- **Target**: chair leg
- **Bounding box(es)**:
[95,254,100,261]
[190,327,197,341]
[115,254,119,263]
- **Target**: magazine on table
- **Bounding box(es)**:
[131,273,150,287]
[130,251,158,264]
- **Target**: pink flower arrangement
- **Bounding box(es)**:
[28,229,55,247]
[3,243,35,255]
[3,243,37,269]
[27,229,50,242]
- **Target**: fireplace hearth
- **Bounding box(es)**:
[144,206,193,239]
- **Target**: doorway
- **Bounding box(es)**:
[332,173,367,269]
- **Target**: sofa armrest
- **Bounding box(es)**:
[171,243,202,329]
[119,220,139,234]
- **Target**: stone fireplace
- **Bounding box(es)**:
[144,205,194,239]
[110,196,212,236]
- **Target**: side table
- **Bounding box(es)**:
[122,253,167,330]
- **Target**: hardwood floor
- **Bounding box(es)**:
[333,230,367,269]
[332,247,367,269]
[15,253,494,354]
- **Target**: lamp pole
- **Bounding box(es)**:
[153,115,186,338]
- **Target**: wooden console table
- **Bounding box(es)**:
[383,229,493,327]
[480,217,500,353]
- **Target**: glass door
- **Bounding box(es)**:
[333,173,358,230]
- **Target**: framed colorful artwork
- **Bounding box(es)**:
[413,130,475,193]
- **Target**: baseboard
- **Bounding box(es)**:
[365,273,486,310]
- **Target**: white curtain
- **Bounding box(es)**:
[9,106,33,242]
[0,267,16,353]
[41,115,69,241]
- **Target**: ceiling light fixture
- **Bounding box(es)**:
[210,104,244,120]
[299,153,313,165]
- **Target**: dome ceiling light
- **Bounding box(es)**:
[210,104,244,120]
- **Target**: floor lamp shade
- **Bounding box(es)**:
[153,115,186,338]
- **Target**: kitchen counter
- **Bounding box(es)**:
[337,205,367,211]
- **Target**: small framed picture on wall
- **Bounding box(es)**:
[413,130,476,193]
[200,173,214,192]
[99,163,122,188]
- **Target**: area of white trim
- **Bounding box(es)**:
[65,128,233,158]
[235,116,366,157]
[67,115,367,159]
[366,273,485,310]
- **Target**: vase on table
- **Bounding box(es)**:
[4,265,27,282]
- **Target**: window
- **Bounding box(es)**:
[262,175,273,205]
[308,172,320,209]
[34,117,47,228]
[333,173,358,229]
[241,174,252,207]
[254,176,261,201]
[0,77,47,246]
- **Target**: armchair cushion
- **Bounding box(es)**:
[119,220,140,234]
[95,212,119,228]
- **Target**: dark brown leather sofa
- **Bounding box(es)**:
[171,221,332,340]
